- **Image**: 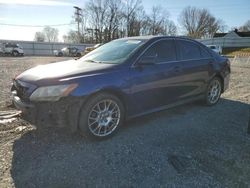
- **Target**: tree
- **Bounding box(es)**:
[104,0,123,41]
[63,30,79,43]
[206,17,225,38]
[34,32,45,42]
[123,0,143,36]
[42,26,59,42]
[179,6,224,38]
[85,0,109,43]
[164,20,177,36]
[149,6,166,35]
[78,0,178,42]
[146,6,177,36]
[239,20,250,32]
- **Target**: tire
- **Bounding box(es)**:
[12,51,19,57]
[204,77,222,106]
[58,52,63,57]
[76,53,81,57]
[78,93,125,139]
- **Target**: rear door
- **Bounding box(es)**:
[175,39,213,99]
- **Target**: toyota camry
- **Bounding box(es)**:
[11,36,230,139]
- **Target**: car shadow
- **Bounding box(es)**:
[11,98,250,187]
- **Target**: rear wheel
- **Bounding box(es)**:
[78,93,125,139]
[205,77,222,106]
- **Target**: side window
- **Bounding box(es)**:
[200,46,212,58]
[141,40,176,63]
[143,45,157,57]
[177,40,201,60]
[155,40,176,62]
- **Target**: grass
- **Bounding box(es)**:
[225,48,250,57]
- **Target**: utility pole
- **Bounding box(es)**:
[74,6,82,43]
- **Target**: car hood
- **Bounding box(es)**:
[16,59,117,83]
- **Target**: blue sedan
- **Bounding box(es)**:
[11,36,230,139]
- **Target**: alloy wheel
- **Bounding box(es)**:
[88,99,121,137]
[207,79,221,104]
[13,52,17,56]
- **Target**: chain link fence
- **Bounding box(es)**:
[0,39,93,56]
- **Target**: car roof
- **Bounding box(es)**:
[116,35,195,42]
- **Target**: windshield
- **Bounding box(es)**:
[80,39,145,64]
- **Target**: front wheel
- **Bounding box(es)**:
[205,77,222,106]
[78,93,125,139]
[12,51,19,57]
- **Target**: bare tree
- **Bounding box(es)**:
[79,0,179,42]
[42,26,59,42]
[104,0,123,41]
[63,30,79,43]
[149,6,166,35]
[239,20,250,32]
[206,17,226,38]
[179,6,224,38]
[164,20,177,36]
[123,0,143,36]
[34,32,45,42]
[85,0,109,43]
[146,6,177,36]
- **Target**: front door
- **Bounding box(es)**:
[128,39,185,116]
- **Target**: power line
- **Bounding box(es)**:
[0,23,74,27]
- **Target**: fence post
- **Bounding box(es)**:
[32,42,35,56]
[52,43,54,56]
[247,57,250,64]
[232,56,237,64]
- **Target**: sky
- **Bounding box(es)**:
[0,0,249,41]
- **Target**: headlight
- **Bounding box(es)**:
[30,84,78,102]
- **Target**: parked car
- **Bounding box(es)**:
[0,43,24,56]
[206,45,222,54]
[82,43,102,56]
[11,36,230,139]
[54,47,82,57]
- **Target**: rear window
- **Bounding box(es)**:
[200,46,212,58]
[176,40,201,60]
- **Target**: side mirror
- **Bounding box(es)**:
[138,55,156,65]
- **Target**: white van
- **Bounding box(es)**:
[206,45,222,54]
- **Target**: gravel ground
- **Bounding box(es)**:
[0,56,249,188]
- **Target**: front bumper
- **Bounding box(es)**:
[12,93,85,132]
